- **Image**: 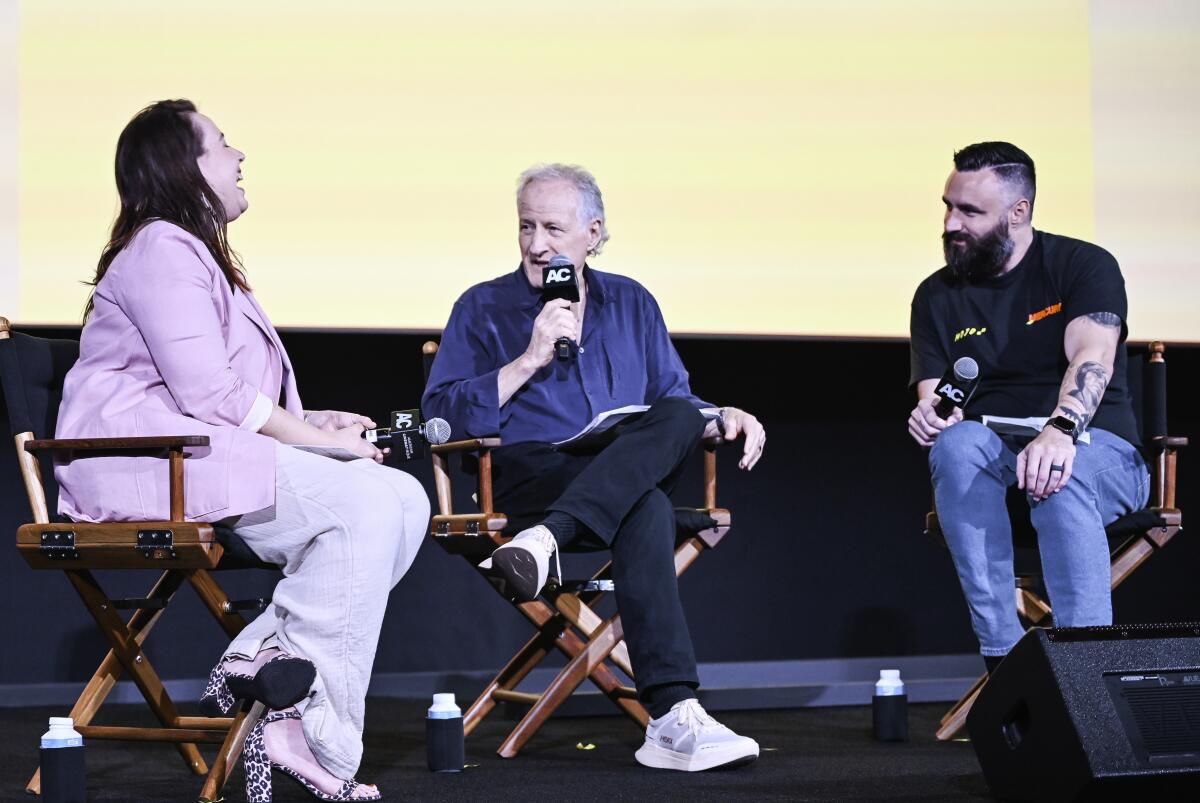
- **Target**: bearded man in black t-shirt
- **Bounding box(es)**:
[907,142,1150,674]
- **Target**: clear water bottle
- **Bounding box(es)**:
[426,693,464,772]
[872,669,908,741]
[40,716,86,802]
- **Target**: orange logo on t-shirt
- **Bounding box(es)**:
[1026,302,1062,326]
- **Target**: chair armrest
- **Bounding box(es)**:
[25,436,210,453]
[24,435,206,522]
[430,437,502,455]
[1152,436,1188,449]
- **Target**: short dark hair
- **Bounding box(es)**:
[953,141,1036,213]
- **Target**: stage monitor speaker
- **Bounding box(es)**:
[967,624,1200,802]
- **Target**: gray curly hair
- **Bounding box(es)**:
[516,163,610,256]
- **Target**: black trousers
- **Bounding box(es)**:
[491,396,706,698]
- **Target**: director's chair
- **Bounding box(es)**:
[0,316,272,802]
[422,340,732,757]
[926,340,1185,740]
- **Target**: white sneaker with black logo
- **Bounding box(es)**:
[481,524,561,602]
[635,699,760,771]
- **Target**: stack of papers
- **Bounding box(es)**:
[554,405,722,449]
[981,415,1092,445]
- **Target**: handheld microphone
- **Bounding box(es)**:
[362,409,452,461]
[934,357,980,419]
[541,255,579,361]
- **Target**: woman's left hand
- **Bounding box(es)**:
[304,410,376,432]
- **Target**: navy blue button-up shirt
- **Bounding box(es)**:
[422,266,710,445]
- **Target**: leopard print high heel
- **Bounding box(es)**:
[243,709,381,802]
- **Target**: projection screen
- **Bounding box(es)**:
[4,0,1197,340]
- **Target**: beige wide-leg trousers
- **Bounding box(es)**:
[222,442,429,778]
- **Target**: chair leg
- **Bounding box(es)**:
[554,594,635,678]
[936,674,987,741]
[187,568,249,638]
[463,621,559,736]
[25,568,191,795]
[198,700,265,803]
[65,569,208,775]
[498,611,635,758]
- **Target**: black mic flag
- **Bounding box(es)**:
[542,255,579,360]
[934,356,980,419]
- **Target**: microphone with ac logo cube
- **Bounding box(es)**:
[541,255,580,361]
[362,409,451,461]
[934,357,981,419]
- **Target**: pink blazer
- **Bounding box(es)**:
[55,220,303,523]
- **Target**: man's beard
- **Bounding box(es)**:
[943,219,1015,282]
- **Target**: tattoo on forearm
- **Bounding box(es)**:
[1062,360,1110,430]
[1086,311,1122,328]
[1058,408,1085,429]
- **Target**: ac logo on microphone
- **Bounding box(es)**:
[937,383,965,402]
[546,268,573,283]
[393,412,415,429]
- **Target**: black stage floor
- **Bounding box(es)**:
[1,700,992,802]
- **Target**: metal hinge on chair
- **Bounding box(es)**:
[136,529,177,560]
[435,520,480,536]
[39,531,79,560]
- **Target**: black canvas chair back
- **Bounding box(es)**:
[0,328,79,520]
[0,322,271,568]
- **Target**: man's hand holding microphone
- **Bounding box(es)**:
[907,357,979,447]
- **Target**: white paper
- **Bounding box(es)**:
[553,404,721,449]
[980,415,1092,445]
[290,444,365,461]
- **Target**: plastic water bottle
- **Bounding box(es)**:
[872,669,908,741]
[426,693,464,772]
[40,716,86,802]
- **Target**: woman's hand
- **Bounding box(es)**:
[305,410,376,432]
[330,423,386,463]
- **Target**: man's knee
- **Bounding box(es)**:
[648,396,706,440]
[626,489,676,537]
[1028,477,1098,527]
[930,420,997,475]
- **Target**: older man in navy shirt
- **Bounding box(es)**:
[423,164,765,772]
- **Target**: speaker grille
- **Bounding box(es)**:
[1125,687,1200,756]
[1106,671,1200,764]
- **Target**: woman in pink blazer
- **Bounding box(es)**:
[56,100,428,802]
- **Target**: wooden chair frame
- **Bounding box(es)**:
[422,341,732,758]
[1,317,262,803]
[925,340,1186,740]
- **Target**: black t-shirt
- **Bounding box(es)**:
[909,230,1139,447]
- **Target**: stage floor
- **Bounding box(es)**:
[2,700,992,801]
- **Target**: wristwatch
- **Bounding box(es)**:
[1046,415,1080,444]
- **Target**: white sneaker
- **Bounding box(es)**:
[483,525,561,602]
[635,699,760,771]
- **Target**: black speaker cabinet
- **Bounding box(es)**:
[967,624,1200,801]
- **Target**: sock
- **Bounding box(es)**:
[983,654,1006,675]
[541,510,581,543]
[644,683,697,719]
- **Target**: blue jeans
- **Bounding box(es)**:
[929,421,1149,656]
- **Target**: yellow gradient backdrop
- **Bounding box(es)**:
[12,0,1181,337]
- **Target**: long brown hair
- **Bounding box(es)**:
[84,99,249,320]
